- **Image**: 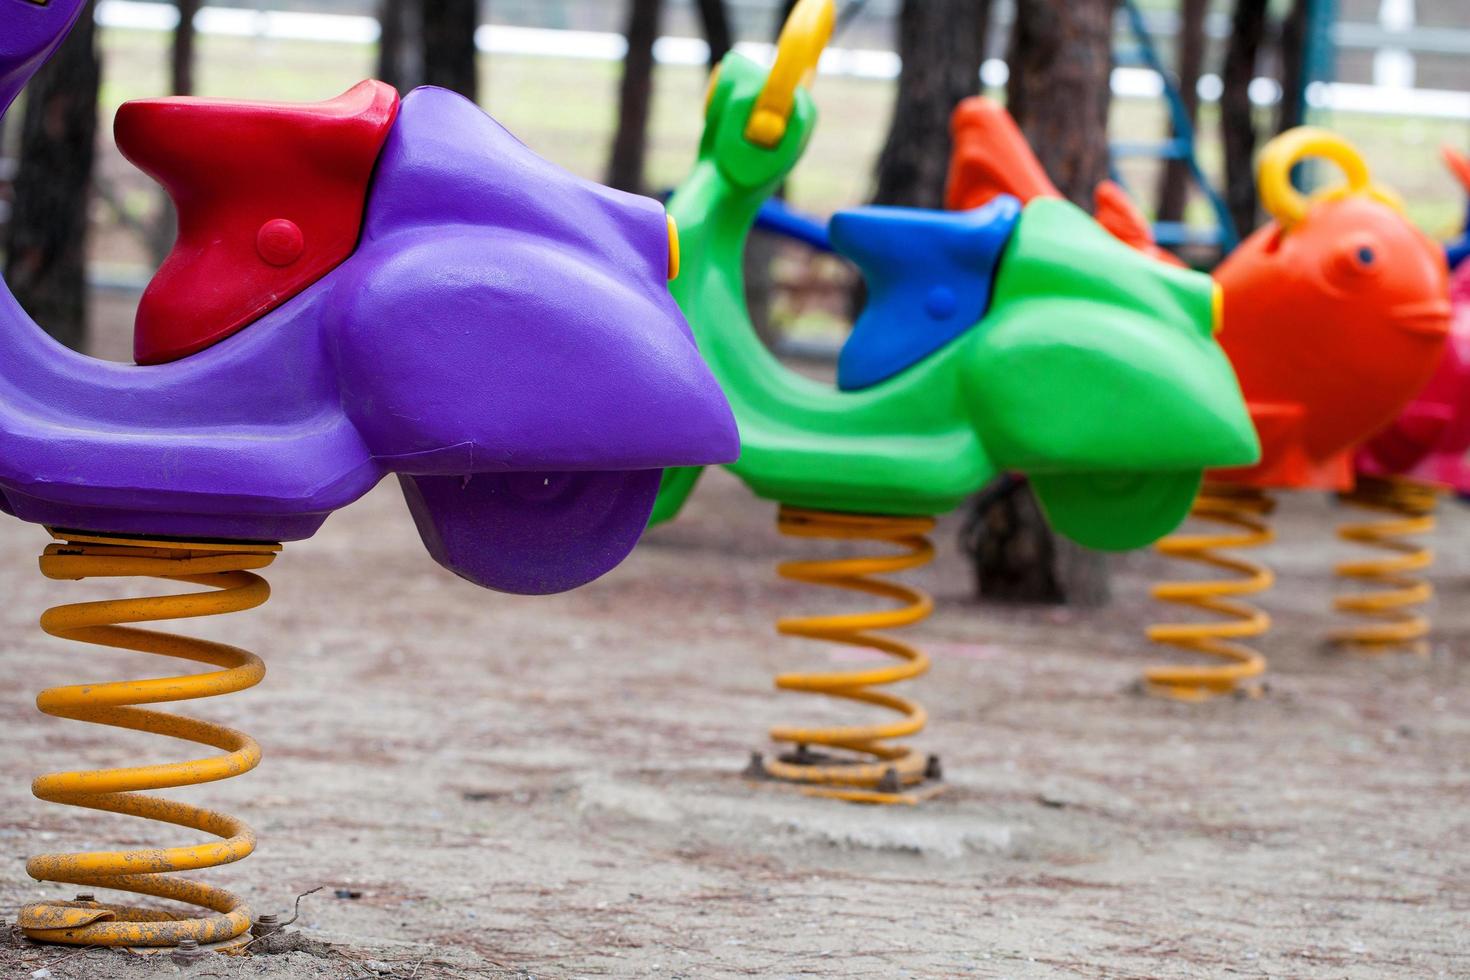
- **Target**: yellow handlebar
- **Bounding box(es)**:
[1257,127,1400,229]
[744,0,835,148]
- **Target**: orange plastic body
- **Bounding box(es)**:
[1209,200,1450,489]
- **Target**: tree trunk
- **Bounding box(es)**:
[695,0,732,70]
[977,0,996,64]
[423,0,479,101]
[966,0,1117,606]
[870,0,987,210]
[1156,0,1206,223]
[1222,0,1268,236]
[607,0,662,194]
[961,476,1111,605]
[4,0,100,352]
[1277,0,1307,134]
[172,0,201,95]
[1005,0,1116,210]
[742,0,798,348]
[150,0,201,265]
[377,0,426,93]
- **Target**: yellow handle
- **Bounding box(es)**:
[744,0,835,148]
[1257,127,1373,229]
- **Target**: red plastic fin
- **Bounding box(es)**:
[1092,180,1185,267]
[1315,452,1357,493]
[116,80,400,364]
[1217,399,1323,487]
[1443,144,1470,196]
[945,96,1060,211]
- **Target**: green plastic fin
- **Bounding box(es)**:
[649,466,705,527]
[1029,470,1202,552]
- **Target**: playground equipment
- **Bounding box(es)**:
[1110,0,1238,253]
[950,108,1452,701]
[1183,131,1450,688]
[2,0,737,951]
[1343,258,1470,654]
[1445,146,1470,270]
[653,0,1258,802]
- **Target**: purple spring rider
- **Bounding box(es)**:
[2,0,736,952]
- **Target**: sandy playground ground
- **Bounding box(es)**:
[0,464,1467,979]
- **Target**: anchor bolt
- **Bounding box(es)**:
[170,938,205,966]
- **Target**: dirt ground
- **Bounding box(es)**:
[0,459,1465,979]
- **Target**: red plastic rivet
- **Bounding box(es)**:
[256,219,304,266]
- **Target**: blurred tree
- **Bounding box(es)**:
[1156,0,1207,223]
[963,0,1117,606]
[696,0,732,70]
[424,0,479,99]
[377,0,479,101]
[1277,0,1308,133]
[607,0,663,194]
[870,0,989,210]
[977,0,995,65]
[1222,0,1268,235]
[142,0,202,266]
[172,0,200,95]
[378,0,426,91]
[744,0,799,348]
[1006,0,1115,208]
[4,0,100,352]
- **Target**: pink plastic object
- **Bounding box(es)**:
[1357,262,1470,490]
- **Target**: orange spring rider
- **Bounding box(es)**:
[1144,129,1450,698]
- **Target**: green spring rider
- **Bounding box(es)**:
[652,0,1259,803]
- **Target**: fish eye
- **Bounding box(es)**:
[1328,236,1384,283]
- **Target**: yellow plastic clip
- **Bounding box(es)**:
[666,214,681,281]
[744,0,835,149]
[1257,127,1385,229]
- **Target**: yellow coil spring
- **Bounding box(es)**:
[751,506,940,805]
[1331,474,1438,655]
[1145,484,1275,701]
[17,531,278,949]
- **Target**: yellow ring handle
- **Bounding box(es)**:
[1257,127,1372,229]
[744,0,835,148]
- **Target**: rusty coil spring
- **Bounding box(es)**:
[17,532,276,949]
[1331,474,1438,655]
[1144,484,1275,701]
[750,506,941,805]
